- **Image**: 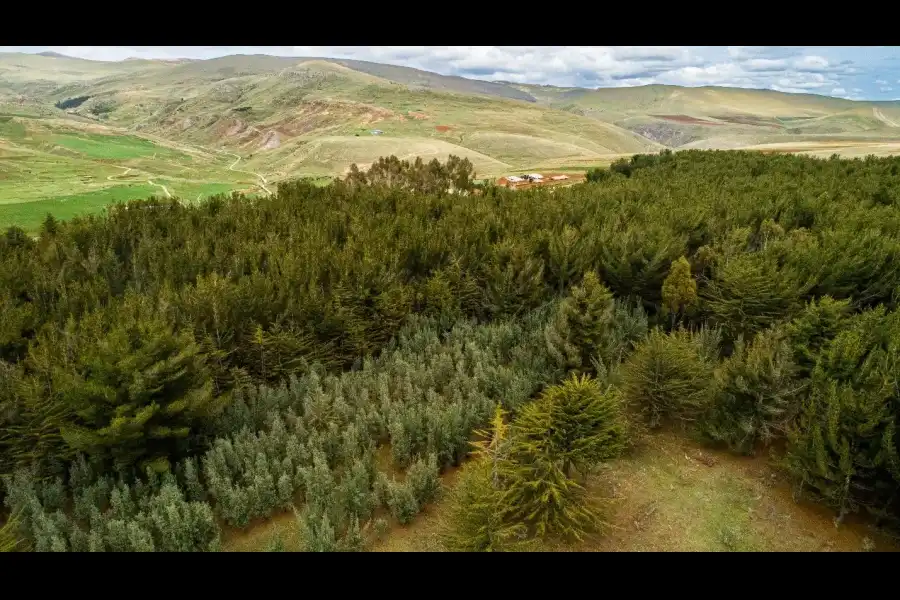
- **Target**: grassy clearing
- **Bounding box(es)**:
[0,115,259,229]
[256,135,511,178]
[165,181,239,201]
[0,116,27,138]
[223,429,899,552]
[49,133,181,160]
[296,432,895,554]
[0,151,128,205]
[0,183,161,232]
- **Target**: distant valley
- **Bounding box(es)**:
[2,51,900,230]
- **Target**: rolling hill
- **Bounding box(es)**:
[2,51,900,230]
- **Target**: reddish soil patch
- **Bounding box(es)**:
[265,100,395,137]
[710,114,784,129]
[435,125,452,133]
[652,114,724,126]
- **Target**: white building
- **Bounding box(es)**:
[527,173,544,180]
[550,175,569,181]
[506,176,525,183]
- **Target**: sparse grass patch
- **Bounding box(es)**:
[367,432,897,553]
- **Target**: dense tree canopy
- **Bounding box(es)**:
[4,149,900,550]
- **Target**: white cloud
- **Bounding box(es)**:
[876,79,889,85]
[792,55,831,72]
[743,58,788,72]
[831,87,847,95]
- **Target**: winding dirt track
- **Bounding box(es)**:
[107,167,132,181]
[224,152,272,195]
[873,107,899,128]
[147,179,172,198]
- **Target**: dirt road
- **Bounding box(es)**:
[873,107,899,128]
[107,167,132,181]
[225,152,272,195]
[147,179,172,198]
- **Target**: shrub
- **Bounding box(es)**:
[405,453,441,507]
[3,469,220,552]
[783,307,900,523]
[621,328,716,428]
[661,256,698,327]
[441,458,528,552]
[264,533,286,552]
[544,271,616,374]
[702,328,805,454]
[784,296,852,378]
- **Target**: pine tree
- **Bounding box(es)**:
[702,253,802,341]
[661,256,698,328]
[784,381,899,522]
[297,507,338,552]
[0,511,23,552]
[441,458,528,552]
[783,307,900,522]
[382,476,419,525]
[621,328,715,428]
[784,296,851,378]
[544,271,615,374]
[511,374,626,480]
[338,514,366,551]
[405,453,441,506]
[703,328,805,454]
[442,407,529,552]
[497,442,599,541]
[39,214,59,239]
[56,297,229,472]
[180,456,205,503]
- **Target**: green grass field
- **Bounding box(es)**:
[50,133,177,160]
[0,184,160,231]
[0,113,261,231]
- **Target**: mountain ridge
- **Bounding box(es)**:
[2,51,900,184]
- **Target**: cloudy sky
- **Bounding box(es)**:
[4,46,900,100]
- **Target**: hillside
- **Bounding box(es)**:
[3,52,900,230]
[516,83,900,149]
[37,56,662,169]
